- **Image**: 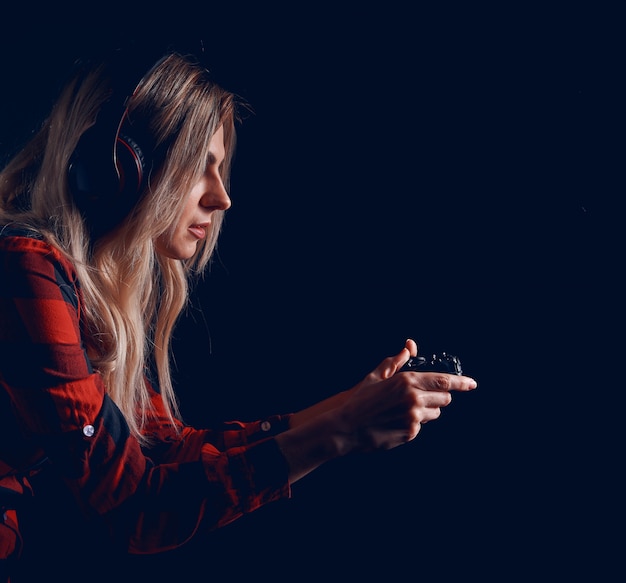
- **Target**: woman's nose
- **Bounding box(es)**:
[200,176,231,211]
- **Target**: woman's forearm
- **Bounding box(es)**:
[288,389,352,430]
[275,409,352,484]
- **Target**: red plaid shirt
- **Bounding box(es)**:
[0,228,291,562]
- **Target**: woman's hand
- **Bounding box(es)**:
[277,339,477,483]
[334,338,477,453]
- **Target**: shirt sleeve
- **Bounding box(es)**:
[0,235,292,554]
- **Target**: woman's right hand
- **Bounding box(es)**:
[276,339,477,483]
[333,339,477,453]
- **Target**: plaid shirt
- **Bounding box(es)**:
[0,228,291,562]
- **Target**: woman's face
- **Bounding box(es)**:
[156,125,231,259]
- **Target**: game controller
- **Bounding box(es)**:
[399,352,463,375]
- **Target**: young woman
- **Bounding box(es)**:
[0,49,477,581]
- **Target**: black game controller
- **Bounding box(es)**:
[399,352,463,375]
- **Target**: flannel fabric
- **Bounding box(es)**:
[0,228,291,566]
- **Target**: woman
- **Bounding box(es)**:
[0,49,476,580]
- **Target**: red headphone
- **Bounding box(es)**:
[67,49,169,238]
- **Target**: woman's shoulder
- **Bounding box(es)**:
[0,223,78,282]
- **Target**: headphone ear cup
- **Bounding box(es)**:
[116,132,147,196]
[68,127,148,238]
[68,126,120,209]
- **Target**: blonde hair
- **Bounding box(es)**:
[0,52,239,443]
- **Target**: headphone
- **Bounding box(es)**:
[67,48,169,238]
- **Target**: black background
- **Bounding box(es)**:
[1,2,623,580]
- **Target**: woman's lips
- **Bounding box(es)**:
[188,224,208,239]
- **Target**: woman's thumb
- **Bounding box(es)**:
[379,338,418,379]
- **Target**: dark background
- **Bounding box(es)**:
[1,2,622,580]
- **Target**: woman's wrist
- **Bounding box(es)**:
[276,407,355,483]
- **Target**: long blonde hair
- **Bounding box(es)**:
[0,51,239,443]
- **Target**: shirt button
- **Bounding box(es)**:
[83,424,95,437]
[260,421,271,432]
